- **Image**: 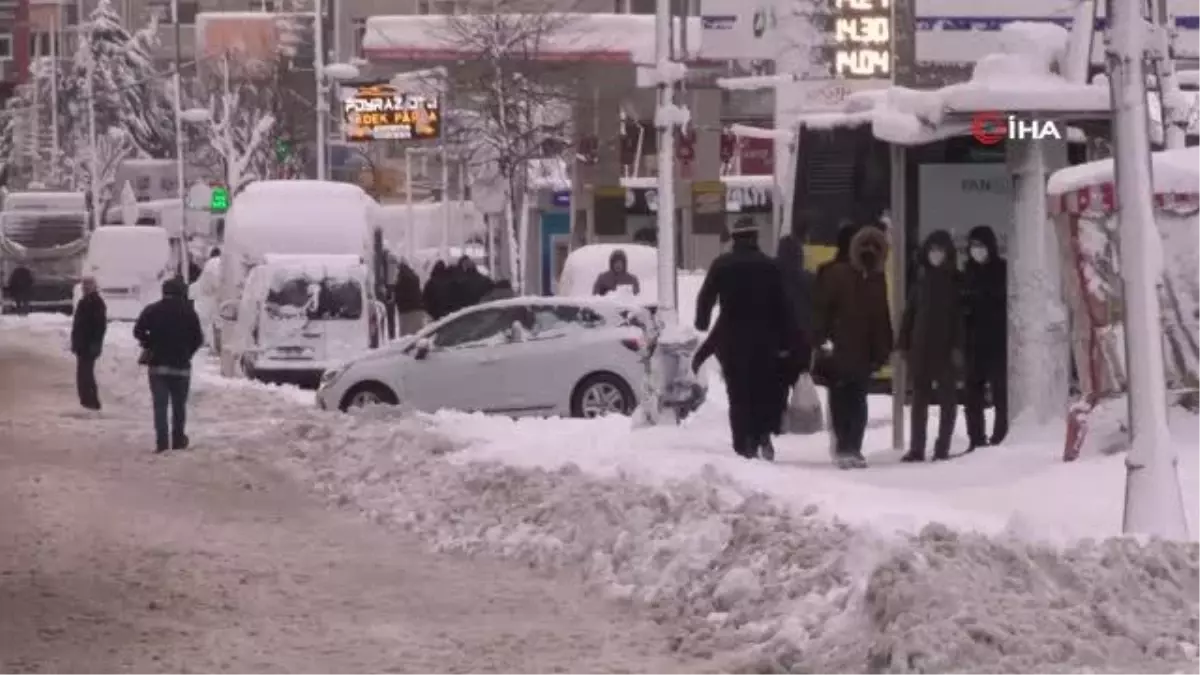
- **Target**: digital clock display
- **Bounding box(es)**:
[830,0,891,79]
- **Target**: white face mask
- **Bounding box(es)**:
[927,249,946,267]
[969,246,989,263]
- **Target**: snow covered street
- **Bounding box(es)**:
[2,314,1198,673]
[0,319,709,673]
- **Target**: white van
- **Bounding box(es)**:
[230,254,384,387]
[216,180,386,376]
[75,225,172,320]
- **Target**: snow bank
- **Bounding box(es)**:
[5,316,1198,673]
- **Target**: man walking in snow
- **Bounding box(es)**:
[393,259,425,336]
[71,276,107,411]
[962,225,1008,451]
[134,278,204,453]
[694,217,796,460]
[897,230,963,462]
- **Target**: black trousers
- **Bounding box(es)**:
[385,301,397,340]
[910,364,957,453]
[828,378,868,455]
[720,351,778,457]
[149,374,191,450]
[964,355,1008,445]
[76,354,100,409]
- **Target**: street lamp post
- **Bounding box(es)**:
[1108,0,1190,538]
[171,0,187,276]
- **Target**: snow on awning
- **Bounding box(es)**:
[1051,145,1200,201]
[362,13,703,63]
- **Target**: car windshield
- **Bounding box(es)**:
[265,269,363,321]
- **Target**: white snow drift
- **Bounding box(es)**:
[4,315,1196,673]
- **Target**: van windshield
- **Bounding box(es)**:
[265,269,363,321]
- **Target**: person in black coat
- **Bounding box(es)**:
[962,225,1008,451]
[393,260,425,336]
[774,233,816,432]
[133,278,204,453]
[695,217,796,461]
[7,266,34,314]
[448,255,492,312]
[71,276,107,410]
[897,230,963,462]
[422,261,452,321]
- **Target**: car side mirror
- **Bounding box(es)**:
[413,337,432,360]
[218,301,239,322]
[504,321,525,343]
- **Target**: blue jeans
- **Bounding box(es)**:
[149,374,191,450]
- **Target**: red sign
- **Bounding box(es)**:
[738,135,774,175]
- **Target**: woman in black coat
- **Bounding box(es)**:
[422,261,452,321]
[962,225,1008,450]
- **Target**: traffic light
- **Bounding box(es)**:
[210,185,230,213]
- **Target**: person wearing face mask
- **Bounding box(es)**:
[962,225,1008,451]
[897,230,963,462]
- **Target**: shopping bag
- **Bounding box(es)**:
[783,373,824,434]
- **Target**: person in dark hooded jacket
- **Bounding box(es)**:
[592,249,641,296]
[7,266,34,314]
[695,218,796,461]
[393,259,425,335]
[962,225,1008,450]
[422,261,452,321]
[133,278,204,453]
[448,255,492,312]
[812,223,893,468]
[897,230,963,461]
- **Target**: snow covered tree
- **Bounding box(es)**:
[54,0,175,161]
[187,55,277,196]
[432,3,580,290]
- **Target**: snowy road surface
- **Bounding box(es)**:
[2,315,1197,673]
[0,337,708,672]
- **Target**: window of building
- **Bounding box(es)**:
[153,0,198,24]
[28,32,51,58]
[352,18,366,57]
[417,0,464,14]
[0,34,11,60]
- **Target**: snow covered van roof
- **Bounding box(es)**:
[241,180,374,201]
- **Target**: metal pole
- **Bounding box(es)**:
[439,144,450,259]
[331,0,341,64]
[313,0,327,181]
[405,148,415,262]
[888,144,907,451]
[654,0,677,314]
[1108,0,1189,538]
[50,11,60,171]
[458,158,467,251]
[171,0,187,276]
[85,39,99,231]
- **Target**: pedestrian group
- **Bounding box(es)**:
[691,217,1009,468]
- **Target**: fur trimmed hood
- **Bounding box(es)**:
[850,226,889,274]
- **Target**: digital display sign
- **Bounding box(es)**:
[342,83,441,142]
[830,0,891,79]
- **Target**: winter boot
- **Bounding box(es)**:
[931,439,952,462]
[901,448,925,463]
[172,434,190,451]
[966,438,988,453]
[849,453,868,469]
[758,435,776,462]
[834,454,857,470]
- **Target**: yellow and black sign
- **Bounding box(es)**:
[342,83,441,142]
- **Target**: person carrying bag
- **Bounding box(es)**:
[782,367,824,435]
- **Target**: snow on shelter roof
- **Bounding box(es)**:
[362,13,703,63]
[1047,146,1200,197]
[790,23,1111,145]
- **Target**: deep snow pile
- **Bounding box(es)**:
[5,316,1198,673]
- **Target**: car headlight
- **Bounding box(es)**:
[319,365,347,388]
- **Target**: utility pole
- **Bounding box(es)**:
[1107,0,1190,538]
[171,0,187,275]
[653,0,677,316]
[313,0,327,180]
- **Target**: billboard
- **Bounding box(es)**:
[341,83,441,142]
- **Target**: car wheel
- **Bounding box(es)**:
[340,382,399,411]
[570,373,635,418]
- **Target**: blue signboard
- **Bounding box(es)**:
[551,190,571,208]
